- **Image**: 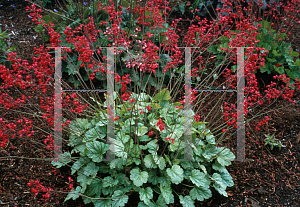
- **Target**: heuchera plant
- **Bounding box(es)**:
[52,89,235,206]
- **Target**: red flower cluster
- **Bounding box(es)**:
[165,136,175,144]
[27,179,53,200]
[148,131,154,136]
[156,118,165,131]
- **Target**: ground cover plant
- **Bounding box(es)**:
[0,0,300,206]
[54,89,235,206]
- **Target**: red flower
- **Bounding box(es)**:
[148,131,154,136]
[157,118,165,131]
[194,115,200,122]
[146,105,151,111]
[171,138,175,144]
[157,118,163,126]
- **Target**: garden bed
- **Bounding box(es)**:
[0,1,300,206]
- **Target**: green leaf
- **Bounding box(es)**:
[205,134,216,144]
[109,159,124,170]
[158,176,171,187]
[216,148,235,166]
[231,65,237,72]
[77,174,93,192]
[190,186,212,201]
[212,172,233,195]
[159,100,170,109]
[220,172,234,187]
[274,65,284,74]
[139,135,151,142]
[72,144,86,155]
[86,180,102,197]
[150,103,161,110]
[130,168,149,187]
[291,51,299,57]
[86,141,106,162]
[70,119,90,133]
[260,65,269,73]
[93,199,112,207]
[153,88,171,102]
[51,152,71,168]
[42,15,55,24]
[112,190,129,207]
[64,186,81,201]
[83,162,99,178]
[33,24,43,33]
[212,162,229,174]
[160,184,174,204]
[180,161,193,169]
[272,50,281,57]
[164,154,172,166]
[212,172,231,197]
[148,170,159,185]
[285,69,296,80]
[147,139,158,155]
[178,2,185,14]
[166,165,184,184]
[213,183,228,197]
[137,125,148,136]
[202,145,219,160]
[179,195,195,207]
[102,176,116,188]
[190,169,210,188]
[114,139,128,159]
[295,59,300,66]
[144,154,157,169]
[71,157,90,175]
[84,126,106,142]
[156,194,169,206]
[139,187,153,205]
[153,155,166,170]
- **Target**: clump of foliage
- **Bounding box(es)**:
[264,133,286,150]
[208,20,300,83]
[52,89,235,206]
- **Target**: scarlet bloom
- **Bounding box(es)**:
[146,105,151,111]
[148,131,154,136]
[157,118,165,131]
[157,118,163,126]
[194,115,200,122]
[165,137,170,141]
[114,74,121,83]
[171,138,175,144]
[158,124,165,131]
